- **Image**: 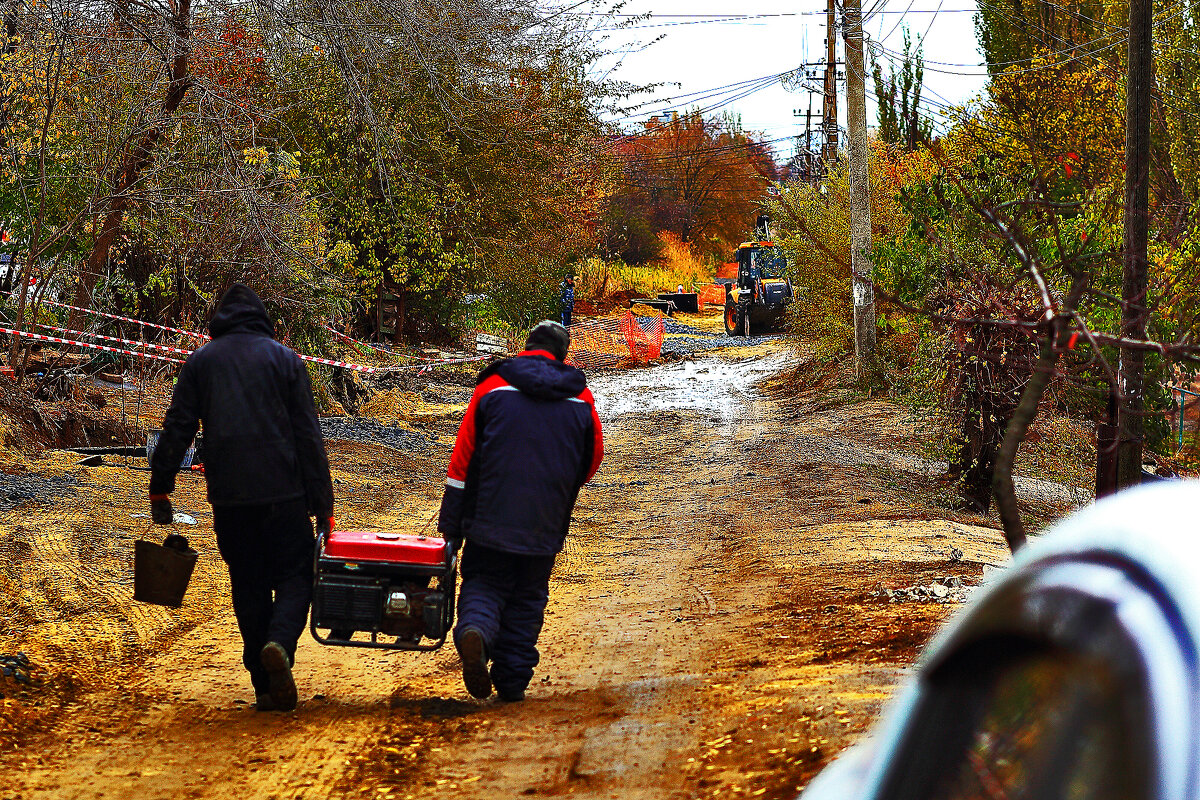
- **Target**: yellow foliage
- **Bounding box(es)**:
[576,232,715,308]
[357,388,424,426]
[956,52,1122,192]
[769,143,934,354]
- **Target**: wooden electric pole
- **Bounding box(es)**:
[1116,0,1153,489]
[843,0,879,383]
[822,0,838,173]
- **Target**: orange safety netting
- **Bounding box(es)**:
[697,284,727,307]
[566,312,664,369]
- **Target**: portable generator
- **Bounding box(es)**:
[310,529,456,651]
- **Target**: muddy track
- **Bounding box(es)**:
[3,342,1022,799]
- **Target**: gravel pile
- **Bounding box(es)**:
[661,334,782,356]
[655,319,783,357]
[871,575,977,604]
[0,473,79,511]
[783,430,1092,510]
[663,320,721,336]
[319,418,430,452]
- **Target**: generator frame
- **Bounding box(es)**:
[309,529,457,652]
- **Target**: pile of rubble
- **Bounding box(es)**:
[659,320,784,357]
[318,417,430,452]
[871,575,976,605]
[0,472,80,511]
[0,653,32,696]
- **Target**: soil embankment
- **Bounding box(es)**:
[0,338,1070,799]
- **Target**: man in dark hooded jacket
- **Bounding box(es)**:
[438,320,603,702]
[149,284,333,712]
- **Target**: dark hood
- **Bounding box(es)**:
[478,352,586,401]
[208,284,274,338]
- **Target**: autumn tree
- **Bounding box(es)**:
[604,111,778,261]
[974,0,1118,78]
[0,0,339,370]
[278,0,616,336]
[871,29,931,152]
[0,0,623,356]
[769,142,935,356]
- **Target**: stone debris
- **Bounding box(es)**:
[0,652,32,696]
[657,319,785,357]
[319,417,430,452]
[872,575,975,605]
[0,472,80,511]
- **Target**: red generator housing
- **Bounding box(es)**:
[311,530,456,651]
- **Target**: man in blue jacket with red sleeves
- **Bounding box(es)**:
[438,320,603,702]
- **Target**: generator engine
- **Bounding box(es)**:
[311,530,456,651]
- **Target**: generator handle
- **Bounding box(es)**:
[313,524,328,573]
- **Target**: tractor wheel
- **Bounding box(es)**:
[724,302,741,336]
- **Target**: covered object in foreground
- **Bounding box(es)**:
[803,480,1200,800]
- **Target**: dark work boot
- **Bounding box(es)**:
[496,688,525,703]
[456,627,493,700]
[260,642,297,712]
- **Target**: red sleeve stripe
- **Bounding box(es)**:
[577,387,604,482]
[447,374,511,483]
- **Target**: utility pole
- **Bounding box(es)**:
[843,0,879,383]
[805,100,814,183]
[822,0,838,174]
[1116,0,1153,489]
[794,96,821,184]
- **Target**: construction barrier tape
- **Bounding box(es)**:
[320,324,474,363]
[35,324,197,357]
[322,324,394,355]
[2,300,494,374]
[0,325,186,364]
[1,291,211,341]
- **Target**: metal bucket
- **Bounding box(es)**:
[134,539,198,608]
[145,430,200,468]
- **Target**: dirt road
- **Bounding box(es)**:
[2,340,1018,799]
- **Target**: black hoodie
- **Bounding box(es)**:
[150,285,334,517]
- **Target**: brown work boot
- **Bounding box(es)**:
[455,627,492,699]
[260,642,297,712]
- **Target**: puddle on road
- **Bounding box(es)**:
[589,353,792,422]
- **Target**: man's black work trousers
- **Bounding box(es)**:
[455,541,557,698]
[213,499,314,695]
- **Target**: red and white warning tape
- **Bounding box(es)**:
[2,297,493,373]
[35,324,197,357]
[322,324,393,354]
[294,350,489,373]
[0,326,186,364]
[2,292,211,341]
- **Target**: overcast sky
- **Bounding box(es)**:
[592,1,989,161]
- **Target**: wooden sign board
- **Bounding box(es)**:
[475,333,509,355]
